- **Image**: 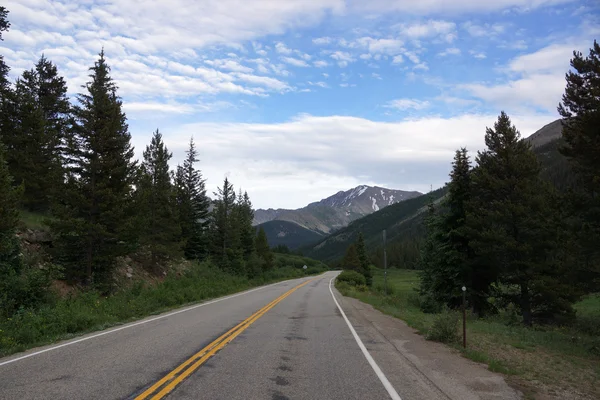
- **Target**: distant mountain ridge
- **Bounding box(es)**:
[255,220,324,250]
[253,185,422,235]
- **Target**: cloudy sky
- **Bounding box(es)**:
[2,0,599,209]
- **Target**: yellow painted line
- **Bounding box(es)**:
[135,278,313,400]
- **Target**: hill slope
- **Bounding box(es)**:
[256,220,324,249]
[302,187,447,262]
[253,185,421,234]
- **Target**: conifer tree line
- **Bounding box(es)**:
[341,232,373,286]
[0,8,273,297]
[419,40,600,326]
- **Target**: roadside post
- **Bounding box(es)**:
[383,229,387,295]
[462,286,467,348]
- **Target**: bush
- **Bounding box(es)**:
[426,308,460,343]
[419,293,443,314]
[337,270,366,287]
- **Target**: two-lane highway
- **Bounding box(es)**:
[0,272,397,400]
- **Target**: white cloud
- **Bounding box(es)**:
[281,56,310,67]
[313,36,333,45]
[313,60,329,68]
[392,55,404,64]
[372,73,382,80]
[462,22,506,37]
[460,41,589,113]
[396,20,456,42]
[330,51,355,67]
[439,47,461,56]
[384,98,430,110]
[359,53,372,60]
[470,50,487,59]
[351,37,405,55]
[404,51,420,63]
[499,39,528,50]
[275,42,293,55]
[308,81,329,88]
[508,43,574,74]
[164,112,555,208]
[352,0,572,14]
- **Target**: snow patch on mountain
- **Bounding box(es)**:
[371,197,379,211]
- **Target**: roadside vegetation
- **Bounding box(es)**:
[0,253,327,357]
[336,269,600,399]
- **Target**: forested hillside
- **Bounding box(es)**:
[303,187,447,262]
[256,220,324,249]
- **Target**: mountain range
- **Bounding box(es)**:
[253,186,422,249]
[254,186,421,233]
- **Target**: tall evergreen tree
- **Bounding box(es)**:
[342,243,362,273]
[50,50,136,289]
[137,130,181,269]
[6,56,70,211]
[557,40,600,289]
[0,7,14,159]
[0,7,9,94]
[355,232,372,285]
[255,226,274,272]
[210,177,236,268]
[238,191,255,260]
[174,138,210,260]
[467,112,576,325]
[0,140,23,316]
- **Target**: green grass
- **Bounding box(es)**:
[18,210,52,231]
[0,260,327,357]
[336,268,600,399]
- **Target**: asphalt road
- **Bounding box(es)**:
[0,271,520,400]
[0,272,397,400]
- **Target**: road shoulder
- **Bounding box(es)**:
[332,288,523,400]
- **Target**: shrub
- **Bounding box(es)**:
[419,293,443,314]
[426,308,460,343]
[337,270,366,287]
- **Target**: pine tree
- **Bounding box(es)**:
[342,243,362,273]
[210,177,236,268]
[254,226,273,272]
[0,7,15,163]
[0,140,23,316]
[238,191,255,260]
[467,112,576,325]
[7,56,70,211]
[557,40,600,289]
[174,138,210,261]
[49,50,136,289]
[136,130,181,270]
[0,7,9,94]
[355,232,372,285]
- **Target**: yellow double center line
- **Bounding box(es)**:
[135,279,313,400]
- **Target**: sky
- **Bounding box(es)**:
[2,0,599,209]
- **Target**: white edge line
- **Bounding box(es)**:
[329,277,402,400]
[0,277,305,367]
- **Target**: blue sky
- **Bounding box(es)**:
[2,0,599,209]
